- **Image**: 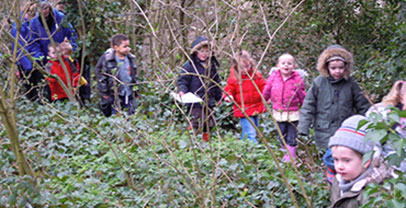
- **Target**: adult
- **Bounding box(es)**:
[29,1,77,63]
[10,1,38,101]
[28,1,77,101]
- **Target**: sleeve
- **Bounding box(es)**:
[224,75,236,98]
[212,70,223,102]
[258,75,267,93]
[28,20,45,60]
[263,75,273,101]
[95,55,110,96]
[298,82,318,135]
[177,64,191,93]
[351,81,371,115]
[297,78,307,106]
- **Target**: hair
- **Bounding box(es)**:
[277,53,296,65]
[22,1,37,19]
[232,50,257,80]
[382,80,406,107]
[60,38,73,56]
[111,34,129,47]
[40,1,52,11]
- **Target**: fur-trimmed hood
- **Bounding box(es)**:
[317,45,353,80]
[191,36,209,55]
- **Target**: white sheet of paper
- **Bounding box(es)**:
[171,92,203,103]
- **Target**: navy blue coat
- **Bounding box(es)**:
[178,54,222,108]
[29,8,77,60]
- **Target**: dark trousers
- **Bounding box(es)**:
[190,105,215,133]
[276,121,298,146]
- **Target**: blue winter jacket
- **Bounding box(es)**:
[10,14,33,72]
[29,8,77,60]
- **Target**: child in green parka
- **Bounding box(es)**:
[297,45,370,183]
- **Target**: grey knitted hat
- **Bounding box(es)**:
[328,115,374,154]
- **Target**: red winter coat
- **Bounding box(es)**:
[263,70,306,111]
[224,67,267,117]
[46,57,79,100]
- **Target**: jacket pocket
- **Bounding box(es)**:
[315,119,330,130]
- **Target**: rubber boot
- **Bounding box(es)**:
[203,133,209,142]
[283,145,296,162]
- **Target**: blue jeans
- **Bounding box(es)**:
[240,116,259,143]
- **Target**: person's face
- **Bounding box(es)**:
[240,59,252,73]
[196,46,209,62]
[277,54,295,77]
[48,47,57,60]
[114,40,131,58]
[41,6,51,18]
[332,146,370,181]
[56,1,65,12]
[328,60,346,80]
[25,4,36,20]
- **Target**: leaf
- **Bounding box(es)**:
[365,129,387,143]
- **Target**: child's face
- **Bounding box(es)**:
[328,60,346,80]
[48,47,57,60]
[240,59,252,73]
[196,46,209,62]
[277,54,295,77]
[114,40,131,58]
[331,146,370,181]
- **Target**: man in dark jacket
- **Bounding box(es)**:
[178,36,222,141]
[95,34,138,117]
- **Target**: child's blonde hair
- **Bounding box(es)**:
[232,50,257,80]
[382,80,406,107]
[60,38,73,56]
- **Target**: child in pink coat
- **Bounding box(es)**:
[263,54,306,162]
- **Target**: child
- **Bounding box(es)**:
[60,39,89,106]
[367,80,406,137]
[366,80,406,172]
[329,115,392,207]
[177,36,222,142]
[95,34,138,117]
[224,50,267,143]
[45,43,76,101]
[298,45,371,182]
[263,53,306,161]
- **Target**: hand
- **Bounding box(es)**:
[224,95,233,102]
[179,92,185,97]
[266,99,272,104]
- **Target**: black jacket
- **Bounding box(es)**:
[178,54,222,108]
[95,48,137,115]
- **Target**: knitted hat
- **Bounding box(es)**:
[191,36,209,54]
[328,115,374,154]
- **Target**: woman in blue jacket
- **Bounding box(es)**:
[29,1,77,62]
[28,1,77,101]
[10,1,38,101]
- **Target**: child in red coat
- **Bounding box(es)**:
[46,44,77,101]
[224,50,267,143]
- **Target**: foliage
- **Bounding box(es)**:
[1,0,406,207]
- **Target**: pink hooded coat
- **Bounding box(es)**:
[263,70,306,112]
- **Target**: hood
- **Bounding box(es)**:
[317,45,353,79]
[191,36,209,55]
